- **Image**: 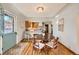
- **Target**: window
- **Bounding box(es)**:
[4,14,14,33]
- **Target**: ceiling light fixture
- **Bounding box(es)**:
[36,6,44,13]
[35,5,46,13]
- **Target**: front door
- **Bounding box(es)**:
[2,14,16,53]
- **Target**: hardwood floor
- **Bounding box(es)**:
[3,41,75,55]
[32,43,74,55]
[3,42,31,55]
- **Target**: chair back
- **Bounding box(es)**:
[53,37,59,49]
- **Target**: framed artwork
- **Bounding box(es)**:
[58,18,64,32]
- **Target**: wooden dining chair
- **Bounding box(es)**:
[33,39,45,55]
[52,37,59,54]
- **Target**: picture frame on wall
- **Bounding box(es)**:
[58,18,64,32]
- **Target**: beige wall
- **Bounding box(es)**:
[75,16,79,52]
[53,4,79,54]
[14,14,25,43]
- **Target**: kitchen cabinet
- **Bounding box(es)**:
[25,21,39,29]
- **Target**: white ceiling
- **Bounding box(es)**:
[12,3,67,17]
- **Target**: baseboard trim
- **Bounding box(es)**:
[59,42,77,55]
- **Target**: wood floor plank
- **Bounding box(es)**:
[3,41,75,55]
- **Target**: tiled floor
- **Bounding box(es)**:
[3,41,75,55]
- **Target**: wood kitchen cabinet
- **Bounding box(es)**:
[32,22,39,28]
[25,21,39,29]
[25,21,32,28]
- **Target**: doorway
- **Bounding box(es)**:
[44,24,49,42]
